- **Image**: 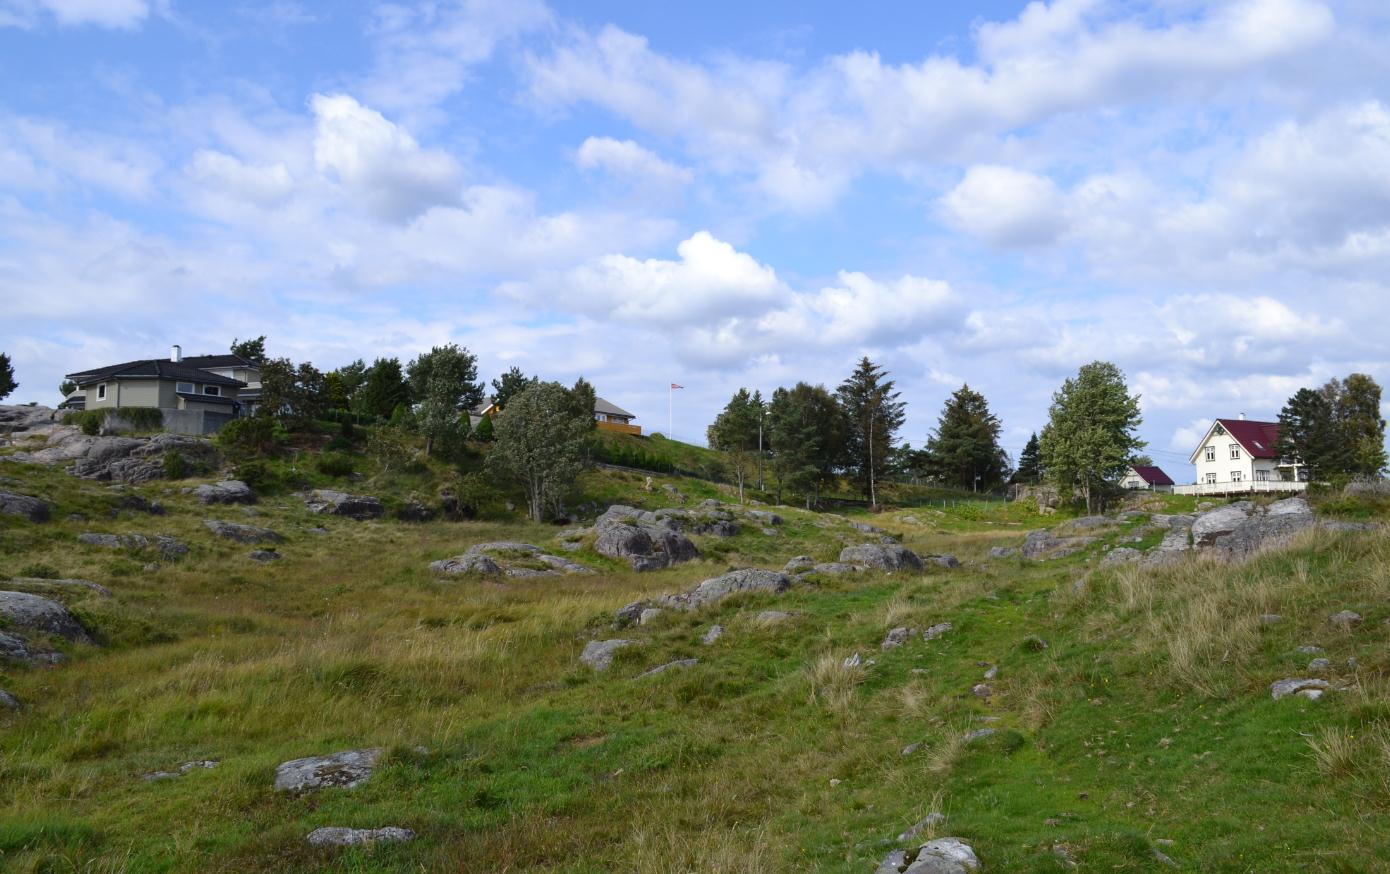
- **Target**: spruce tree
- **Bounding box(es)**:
[0,352,15,402]
[767,383,843,508]
[707,388,762,501]
[836,357,905,508]
[1276,387,1336,481]
[1013,432,1043,484]
[923,384,1010,491]
[355,358,411,420]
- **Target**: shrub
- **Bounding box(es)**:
[65,409,109,436]
[215,417,284,460]
[233,460,278,493]
[316,452,355,478]
[163,451,187,480]
[120,407,164,432]
[18,562,60,579]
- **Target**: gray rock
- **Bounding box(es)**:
[783,555,816,573]
[3,577,112,597]
[754,610,793,625]
[881,626,912,650]
[1328,610,1363,628]
[1307,658,1331,672]
[898,812,946,842]
[394,500,433,522]
[430,554,501,576]
[613,601,645,628]
[926,554,960,569]
[904,837,981,874]
[987,546,1016,558]
[964,727,997,743]
[536,554,593,575]
[0,591,93,644]
[580,639,638,671]
[1259,613,1283,624]
[249,550,281,562]
[638,658,698,677]
[593,506,700,571]
[307,826,415,847]
[78,532,146,550]
[694,519,739,537]
[809,562,858,576]
[638,608,663,626]
[746,509,782,525]
[1062,515,1111,531]
[274,748,381,792]
[971,683,992,698]
[144,759,219,781]
[1101,547,1143,567]
[840,543,924,571]
[1296,645,1324,655]
[701,624,724,645]
[0,688,18,709]
[467,541,543,555]
[305,489,383,520]
[1270,678,1331,700]
[922,622,952,641]
[843,652,862,668]
[67,433,220,484]
[1022,528,1096,560]
[0,631,38,663]
[205,520,282,544]
[876,849,911,874]
[663,568,792,610]
[195,480,255,505]
[0,490,49,522]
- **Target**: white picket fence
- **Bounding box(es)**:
[1172,480,1308,497]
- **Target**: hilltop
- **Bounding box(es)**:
[1,407,1389,872]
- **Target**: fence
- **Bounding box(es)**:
[1172,480,1309,497]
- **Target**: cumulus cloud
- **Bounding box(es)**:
[310,93,462,222]
[939,165,1067,246]
[574,136,692,194]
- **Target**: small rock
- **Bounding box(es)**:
[1308,657,1331,672]
[987,546,1016,558]
[1269,678,1331,700]
[638,658,698,678]
[971,683,992,698]
[963,728,996,743]
[906,837,980,873]
[927,554,961,569]
[901,742,921,756]
[755,610,793,626]
[638,608,663,626]
[580,639,638,671]
[881,627,912,650]
[1296,645,1324,655]
[274,748,382,792]
[1259,613,1283,625]
[1328,610,1363,628]
[843,652,863,669]
[249,550,281,562]
[205,520,282,544]
[700,625,724,645]
[922,622,952,641]
[195,480,256,505]
[0,689,18,709]
[306,826,415,847]
[983,665,998,680]
[783,555,816,573]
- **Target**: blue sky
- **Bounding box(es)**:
[3,0,1390,480]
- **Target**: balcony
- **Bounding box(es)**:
[1173,480,1308,497]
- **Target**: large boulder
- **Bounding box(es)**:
[70,433,219,484]
[204,520,283,544]
[840,543,924,571]
[674,568,792,609]
[876,837,981,874]
[0,590,94,647]
[434,542,593,577]
[1191,498,1316,558]
[593,505,700,571]
[195,480,256,505]
[0,490,49,522]
[1191,503,1254,548]
[3,577,111,598]
[1022,528,1096,560]
[430,554,502,576]
[274,748,381,792]
[580,639,638,671]
[305,490,383,520]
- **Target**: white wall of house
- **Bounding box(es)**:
[1193,426,1257,485]
[1119,469,1150,490]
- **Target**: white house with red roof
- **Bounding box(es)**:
[1178,416,1307,495]
[1120,464,1175,493]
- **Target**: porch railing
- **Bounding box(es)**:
[1172,480,1308,496]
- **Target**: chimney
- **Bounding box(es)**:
[171,344,182,363]
[1238,412,1246,420]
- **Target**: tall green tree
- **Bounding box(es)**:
[707,388,764,502]
[355,358,410,420]
[257,357,325,425]
[491,366,539,411]
[0,352,15,402]
[767,382,843,508]
[837,357,905,508]
[1039,361,1144,513]
[487,381,594,522]
[334,359,367,403]
[323,371,349,411]
[59,378,76,398]
[230,336,267,365]
[923,384,1010,491]
[1012,432,1043,484]
[406,344,484,411]
[1332,373,1387,477]
[1276,388,1336,481]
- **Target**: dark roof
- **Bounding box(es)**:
[175,391,238,406]
[594,396,635,419]
[181,353,258,369]
[67,358,246,389]
[1130,464,1174,486]
[1216,418,1281,459]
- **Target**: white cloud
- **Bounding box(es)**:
[939,165,1066,246]
[310,93,462,222]
[0,0,151,28]
[185,150,295,207]
[574,136,692,194]
[0,117,159,198]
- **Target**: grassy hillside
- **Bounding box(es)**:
[2,449,1389,872]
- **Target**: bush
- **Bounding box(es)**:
[316,452,355,478]
[232,460,279,494]
[18,562,60,579]
[163,450,187,480]
[120,407,164,432]
[65,409,109,436]
[215,417,284,460]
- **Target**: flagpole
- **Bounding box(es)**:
[668,383,673,442]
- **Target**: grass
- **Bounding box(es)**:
[2,451,1390,871]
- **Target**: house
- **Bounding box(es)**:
[63,346,259,434]
[593,397,639,435]
[1120,464,1175,493]
[1177,416,1307,495]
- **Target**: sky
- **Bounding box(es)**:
[3,0,1389,480]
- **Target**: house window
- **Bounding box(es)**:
[1204,446,1215,462]
[1255,469,1270,481]
[1229,444,1241,460]
[176,382,194,394]
[1231,471,1244,482]
[203,385,220,396]
[97,384,107,400]
[1205,473,1218,484]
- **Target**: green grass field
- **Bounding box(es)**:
[3,453,1390,872]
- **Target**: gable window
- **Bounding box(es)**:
[1231,470,1244,482]
[96,383,107,400]
[1229,443,1241,460]
[1204,446,1216,462]
[203,385,220,397]
[176,382,194,394]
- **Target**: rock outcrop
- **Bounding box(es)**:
[274,748,382,792]
[580,639,638,671]
[0,490,49,522]
[661,568,793,611]
[839,543,924,571]
[78,532,188,559]
[305,490,383,520]
[0,590,94,664]
[431,541,593,578]
[875,837,980,874]
[592,505,700,571]
[204,520,283,544]
[306,826,415,847]
[195,480,256,505]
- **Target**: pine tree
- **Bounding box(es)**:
[0,352,15,402]
[1276,388,1336,481]
[923,384,1010,491]
[230,336,267,365]
[707,388,762,502]
[836,357,905,508]
[355,358,410,420]
[1013,432,1042,484]
[1039,361,1144,513]
[491,366,540,411]
[767,383,844,508]
[1334,373,1387,477]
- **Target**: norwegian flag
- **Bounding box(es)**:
[671,383,684,390]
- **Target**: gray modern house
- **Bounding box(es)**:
[63,346,262,434]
